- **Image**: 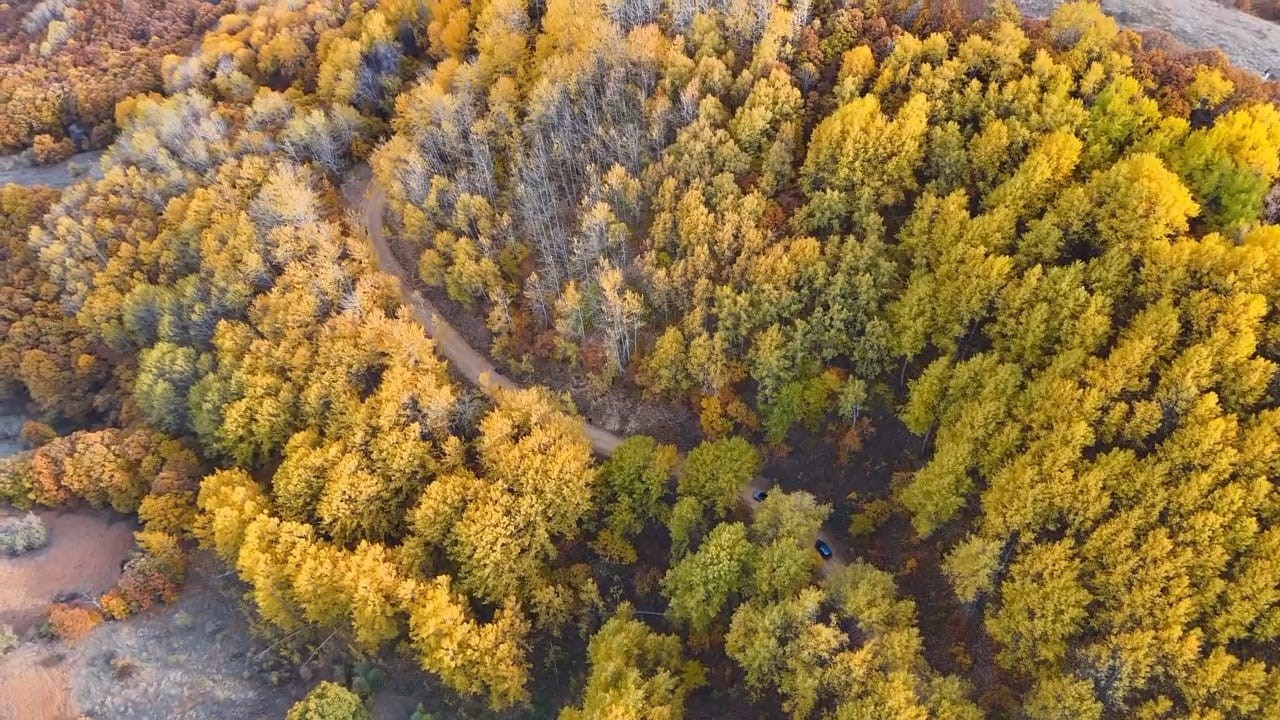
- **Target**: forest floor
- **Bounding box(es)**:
[0,508,133,720]
[0,498,493,720]
[69,552,305,720]
[0,496,308,720]
[1014,0,1280,76]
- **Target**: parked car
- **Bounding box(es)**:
[751,490,768,502]
[815,539,834,560]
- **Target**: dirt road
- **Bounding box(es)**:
[345,170,849,570]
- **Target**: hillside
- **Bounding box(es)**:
[1017,0,1280,75]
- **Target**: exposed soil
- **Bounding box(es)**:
[1015,0,1280,77]
[0,644,78,720]
[0,151,105,189]
[0,508,133,720]
[0,509,135,636]
[0,499,308,720]
[71,552,303,720]
[0,537,309,720]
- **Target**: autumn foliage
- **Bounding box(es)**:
[47,603,103,642]
[2,0,1280,718]
[0,0,230,154]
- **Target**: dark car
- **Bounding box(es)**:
[751,490,768,502]
[815,539,834,560]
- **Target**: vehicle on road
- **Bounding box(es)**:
[815,539,833,560]
[751,490,768,502]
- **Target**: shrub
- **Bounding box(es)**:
[849,498,892,538]
[47,604,103,641]
[286,682,371,720]
[19,421,57,448]
[0,455,35,509]
[30,134,75,164]
[0,512,48,555]
[100,544,184,620]
[0,624,18,654]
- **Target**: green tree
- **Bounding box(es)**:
[662,522,755,632]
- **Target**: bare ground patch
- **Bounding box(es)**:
[70,552,302,720]
[0,151,104,189]
[0,644,78,720]
[1015,0,1280,76]
[0,508,132,720]
[0,509,133,636]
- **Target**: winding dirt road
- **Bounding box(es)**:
[343,169,849,570]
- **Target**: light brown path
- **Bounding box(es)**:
[348,169,619,455]
[346,169,844,571]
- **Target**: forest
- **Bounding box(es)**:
[2,0,1280,718]
[0,0,230,158]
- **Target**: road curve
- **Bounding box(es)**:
[345,168,845,570]
[347,168,623,455]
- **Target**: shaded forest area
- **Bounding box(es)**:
[2,0,1280,719]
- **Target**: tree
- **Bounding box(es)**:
[724,588,844,720]
[726,562,983,720]
[987,540,1092,667]
[595,436,678,550]
[286,682,370,720]
[662,522,754,632]
[943,534,1005,603]
[559,604,704,720]
[749,490,830,600]
[407,387,596,619]
[405,578,532,709]
[800,93,930,227]
[676,438,760,519]
[1022,675,1102,720]
[134,342,201,435]
[195,468,270,563]
[667,437,760,556]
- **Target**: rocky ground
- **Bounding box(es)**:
[0,448,306,720]
[0,527,305,720]
[1015,0,1280,77]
